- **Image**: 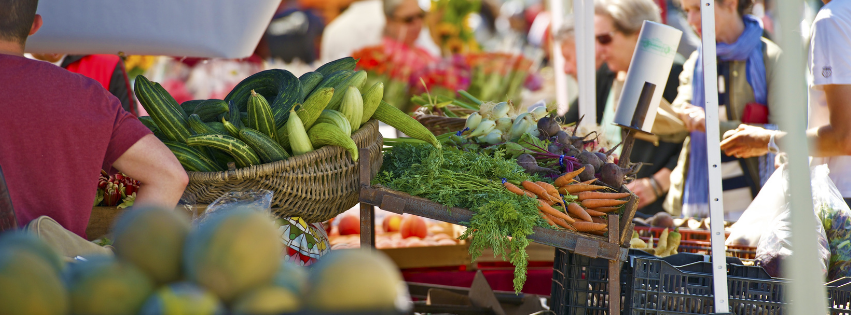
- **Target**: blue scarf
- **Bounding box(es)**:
[684,15,767,206]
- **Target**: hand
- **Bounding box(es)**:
[675,104,706,133]
[719,124,774,158]
[626,178,657,209]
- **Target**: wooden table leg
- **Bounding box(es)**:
[360,203,376,248]
[608,215,621,314]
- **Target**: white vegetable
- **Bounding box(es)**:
[495,117,513,133]
[491,102,510,119]
[482,129,503,144]
[468,119,495,137]
[530,106,548,121]
[507,117,530,141]
[465,112,482,131]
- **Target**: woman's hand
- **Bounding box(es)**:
[719,124,775,158]
[626,178,657,209]
[675,103,706,132]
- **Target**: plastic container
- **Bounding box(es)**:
[549,249,851,315]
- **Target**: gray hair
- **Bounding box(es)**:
[383,0,406,17]
[554,16,576,42]
[594,0,661,35]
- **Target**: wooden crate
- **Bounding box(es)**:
[381,243,472,269]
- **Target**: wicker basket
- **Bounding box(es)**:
[184,119,384,222]
[414,113,466,136]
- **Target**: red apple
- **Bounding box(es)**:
[382,214,403,232]
[400,215,428,239]
[337,215,360,235]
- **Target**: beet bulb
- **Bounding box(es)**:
[517,153,558,175]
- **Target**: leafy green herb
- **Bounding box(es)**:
[375,143,546,292]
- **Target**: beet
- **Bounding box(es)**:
[555,130,571,147]
[578,164,596,181]
[547,143,562,155]
[594,152,608,163]
[564,144,580,157]
[577,151,603,170]
[598,163,624,187]
[517,153,558,174]
[537,116,560,138]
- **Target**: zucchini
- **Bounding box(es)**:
[186,134,261,168]
[315,109,352,137]
[339,86,363,132]
[134,76,192,143]
[373,100,440,148]
[247,90,277,141]
[153,82,188,118]
[275,87,334,150]
[211,149,236,170]
[360,82,384,125]
[188,114,227,135]
[226,100,243,129]
[298,71,324,100]
[138,116,160,132]
[206,122,229,135]
[163,141,222,172]
[240,112,249,127]
[285,108,313,155]
[221,117,241,138]
[314,57,358,78]
[180,100,205,115]
[239,128,289,163]
[309,70,353,101]
[193,99,229,122]
[308,123,359,161]
[326,70,368,111]
[224,69,301,126]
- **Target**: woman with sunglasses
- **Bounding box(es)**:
[561,0,688,218]
[664,0,782,221]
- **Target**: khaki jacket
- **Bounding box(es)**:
[663,38,782,216]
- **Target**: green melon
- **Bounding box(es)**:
[0,249,68,315]
[231,285,300,315]
[65,255,154,315]
[139,282,225,315]
[183,208,282,302]
[305,249,409,312]
[272,260,308,296]
[0,231,65,273]
[112,206,191,285]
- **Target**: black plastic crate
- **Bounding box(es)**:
[550,249,851,315]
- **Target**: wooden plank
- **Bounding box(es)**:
[381,244,471,269]
[360,186,625,261]
[608,215,621,315]
[358,147,376,248]
[478,242,555,262]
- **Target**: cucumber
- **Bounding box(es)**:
[308,70,353,101]
[315,109,352,137]
[210,149,236,170]
[163,141,222,172]
[225,100,243,129]
[315,57,358,78]
[224,69,301,126]
[192,99,229,122]
[339,86,363,132]
[206,122,228,135]
[239,128,289,163]
[373,100,440,148]
[308,123,359,161]
[180,100,205,115]
[138,116,160,133]
[134,76,192,143]
[247,90,277,141]
[221,117,241,138]
[188,114,227,135]
[326,70,368,111]
[186,134,261,168]
[298,71,324,100]
[360,82,384,125]
[153,82,188,118]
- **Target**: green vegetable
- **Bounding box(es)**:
[374,143,544,292]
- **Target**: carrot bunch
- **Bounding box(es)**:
[503,166,631,235]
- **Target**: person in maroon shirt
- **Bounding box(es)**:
[0,0,188,239]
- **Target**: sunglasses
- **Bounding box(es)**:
[596,32,615,45]
[394,11,426,24]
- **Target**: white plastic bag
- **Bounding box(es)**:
[755,204,830,278]
[726,164,788,246]
[811,166,851,280]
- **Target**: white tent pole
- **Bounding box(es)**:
[775,0,828,313]
[550,0,569,115]
[699,0,730,311]
[574,0,595,126]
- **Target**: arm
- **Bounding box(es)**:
[111,134,188,208]
[720,85,851,158]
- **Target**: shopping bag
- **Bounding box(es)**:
[812,165,851,280]
[726,165,787,246]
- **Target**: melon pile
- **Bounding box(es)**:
[0,207,410,315]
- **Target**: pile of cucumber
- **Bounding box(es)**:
[137,57,440,173]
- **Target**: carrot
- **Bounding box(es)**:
[573,221,608,232]
[546,214,577,231]
[558,184,609,194]
[555,167,586,187]
[504,182,536,198]
[522,181,555,202]
[567,203,593,222]
[537,200,576,224]
[539,198,556,206]
[586,229,608,236]
[539,212,557,227]
[581,199,629,208]
[536,181,560,197]
[591,216,607,224]
[578,179,597,185]
[576,191,631,201]
[585,208,606,217]
[590,206,621,213]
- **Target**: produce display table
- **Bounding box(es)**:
[356,148,640,314]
